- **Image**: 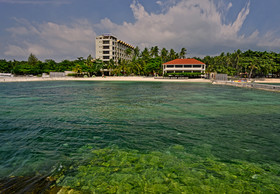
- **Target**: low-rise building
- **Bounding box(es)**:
[162,59,206,76]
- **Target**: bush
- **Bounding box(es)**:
[164,72,203,77]
[67,73,78,77]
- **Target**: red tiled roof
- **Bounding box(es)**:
[163,58,205,65]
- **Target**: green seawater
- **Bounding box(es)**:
[0,81,280,193]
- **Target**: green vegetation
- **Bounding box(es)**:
[165,72,203,77]
[0,47,186,76]
[200,49,280,78]
[53,145,280,193]
[1,49,280,78]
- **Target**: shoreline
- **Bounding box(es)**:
[1,76,280,84]
[0,76,212,83]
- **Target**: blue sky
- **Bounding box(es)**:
[0,0,280,61]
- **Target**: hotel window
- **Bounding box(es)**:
[103,46,110,49]
[103,40,110,44]
[167,65,174,68]
[193,65,201,68]
[103,51,110,54]
[103,56,110,59]
[175,65,183,68]
[184,65,192,68]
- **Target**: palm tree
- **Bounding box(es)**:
[248,60,258,78]
[161,48,168,63]
[179,48,187,59]
[141,47,150,62]
[169,49,177,61]
[125,48,132,59]
[73,64,82,75]
[108,59,115,76]
[150,46,159,58]
[134,46,140,58]
[85,55,94,76]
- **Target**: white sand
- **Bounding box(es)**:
[1,76,280,83]
[0,76,211,83]
[254,78,280,83]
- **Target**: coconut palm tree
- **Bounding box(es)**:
[179,48,187,59]
[169,49,177,61]
[108,59,115,76]
[161,48,168,63]
[125,48,132,59]
[134,46,140,58]
[150,46,159,58]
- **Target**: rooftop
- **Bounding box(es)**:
[163,59,205,65]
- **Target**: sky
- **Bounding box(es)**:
[0,0,280,61]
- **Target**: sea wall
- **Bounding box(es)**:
[213,81,280,92]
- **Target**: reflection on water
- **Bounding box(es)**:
[0,81,280,192]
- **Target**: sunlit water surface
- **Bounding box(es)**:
[0,81,280,192]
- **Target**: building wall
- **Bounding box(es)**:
[49,72,65,77]
[95,35,117,63]
[95,35,134,63]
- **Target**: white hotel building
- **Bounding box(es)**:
[95,34,134,63]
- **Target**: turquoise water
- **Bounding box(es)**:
[0,81,280,192]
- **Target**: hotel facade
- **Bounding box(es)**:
[95,34,134,63]
[162,58,206,76]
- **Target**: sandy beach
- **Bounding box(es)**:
[1,76,280,83]
[254,78,280,83]
[0,76,212,83]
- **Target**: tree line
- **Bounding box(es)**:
[199,49,280,78]
[0,47,186,76]
[1,48,280,78]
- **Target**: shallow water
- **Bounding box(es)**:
[0,81,280,192]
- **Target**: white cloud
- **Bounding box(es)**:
[257,31,280,48]
[227,2,233,11]
[156,0,178,11]
[97,0,280,56]
[156,1,162,6]
[5,19,96,61]
[3,0,280,60]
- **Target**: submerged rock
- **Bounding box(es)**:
[0,175,59,194]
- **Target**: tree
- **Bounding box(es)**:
[150,46,159,58]
[134,46,140,58]
[160,48,169,63]
[144,57,162,76]
[57,60,74,72]
[114,59,128,75]
[125,48,132,58]
[0,59,12,73]
[168,49,177,61]
[28,53,38,66]
[73,64,82,74]
[179,48,187,59]
[141,48,150,62]
[108,59,115,76]
[91,59,104,76]
[44,59,57,72]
